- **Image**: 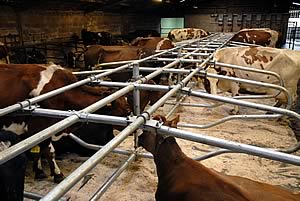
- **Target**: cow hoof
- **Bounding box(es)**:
[54,173,64,183]
[35,171,47,180]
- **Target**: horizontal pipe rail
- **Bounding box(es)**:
[158,126,300,166]
[205,72,291,109]
[212,61,284,87]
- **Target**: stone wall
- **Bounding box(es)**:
[0,7,160,44]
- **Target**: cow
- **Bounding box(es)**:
[52,122,114,156]
[27,48,47,64]
[131,37,174,51]
[0,130,27,201]
[0,63,131,182]
[126,80,167,113]
[231,28,280,48]
[121,30,160,43]
[81,29,113,47]
[138,115,300,201]
[0,42,9,64]
[168,28,209,42]
[84,45,154,71]
[203,46,300,114]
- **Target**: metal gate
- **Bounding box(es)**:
[0,33,299,200]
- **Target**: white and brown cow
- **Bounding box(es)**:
[0,63,130,182]
[168,28,209,42]
[231,28,280,48]
[203,46,300,114]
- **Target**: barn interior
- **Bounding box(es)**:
[0,0,297,65]
[1,0,300,201]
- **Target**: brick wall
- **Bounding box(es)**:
[0,7,161,44]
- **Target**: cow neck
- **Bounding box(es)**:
[154,136,185,178]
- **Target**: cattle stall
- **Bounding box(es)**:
[0,33,300,200]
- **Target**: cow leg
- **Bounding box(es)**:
[46,143,64,183]
[230,82,240,115]
[31,147,47,180]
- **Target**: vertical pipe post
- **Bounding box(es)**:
[132,63,140,149]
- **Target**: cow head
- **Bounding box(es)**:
[110,95,131,117]
[138,115,179,155]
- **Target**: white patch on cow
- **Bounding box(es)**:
[51,133,68,142]
[29,64,63,97]
[267,30,279,47]
[238,35,243,38]
[6,56,10,64]
[52,158,61,175]
[49,142,61,174]
[156,38,169,50]
[253,35,257,38]
[2,122,28,135]
[206,67,219,95]
[253,40,256,44]
[49,142,55,153]
[0,141,11,151]
[37,158,43,170]
[245,32,250,41]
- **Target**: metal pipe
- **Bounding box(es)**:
[155,57,204,63]
[177,114,280,129]
[1,32,209,117]
[68,133,153,159]
[93,59,138,68]
[0,86,134,165]
[1,34,219,164]
[204,72,292,109]
[182,89,300,119]
[166,95,186,119]
[193,142,300,161]
[158,126,300,165]
[169,52,210,56]
[40,34,226,201]
[23,191,68,201]
[193,149,235,161]
[89,151,137,201]
[132,63,140,116]
[212,61,284,87]
[229,41,261,47]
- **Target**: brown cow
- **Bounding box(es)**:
[0,63,130,182]
[131,37,174,51]
[126,80,167,113]
[231,28,280,47]
[84,45,154,71]
[139,115,300,201]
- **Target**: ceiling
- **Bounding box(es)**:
[0,0,294,14]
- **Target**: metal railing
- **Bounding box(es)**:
[1,33,299,201]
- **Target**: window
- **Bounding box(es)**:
[160,18,184,37]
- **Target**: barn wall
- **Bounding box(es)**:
[184,0,290,43]
[0,7,160,45]
[185,13,290,33]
